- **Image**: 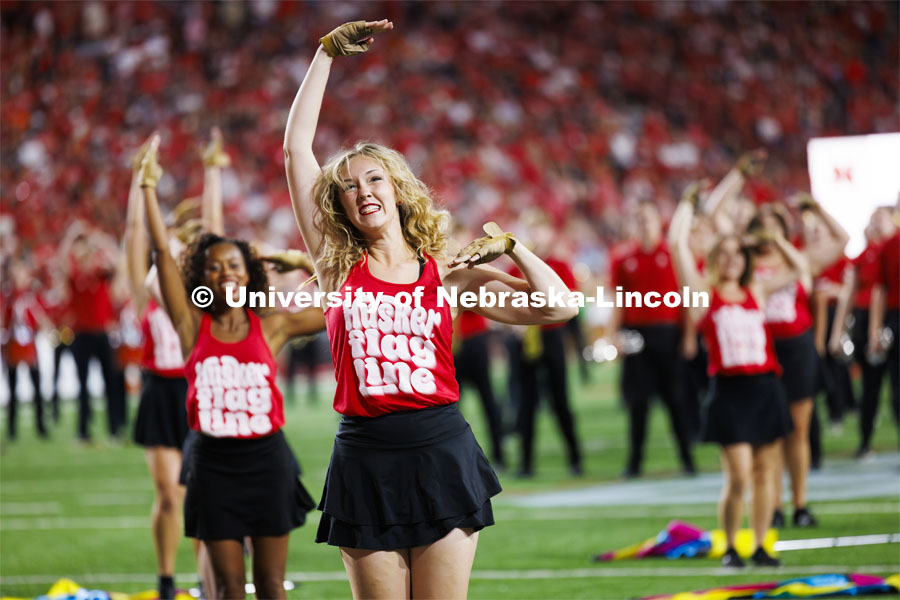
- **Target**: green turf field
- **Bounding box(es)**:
[2,362,898,599]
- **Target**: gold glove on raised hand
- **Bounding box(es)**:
[681,180,705,208]
[138,136,163,189]
[175,219,203,245]
[736,149,767,177]
[320,21,375,57]
[130,133,157,173]
[790,192,818,212]
[261,249,315,274]
[202,127,231,168]
[453,222,517,267]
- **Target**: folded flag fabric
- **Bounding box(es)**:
[594,520,776,561]
[641,573,900,600]
[0,578,194,600]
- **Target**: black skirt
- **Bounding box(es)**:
[133,372,189,449]
[316,403,502,550]
[183,430,316,541]
[702,373,793,446]
[773,330,819,402]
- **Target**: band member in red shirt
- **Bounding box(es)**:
[866,208,900,452]
[670,190,796,568]
[609,201,695,478]
[139,136,324,599]
[2,258,49,439]
[58,221,125,441]
[285,20,578,598]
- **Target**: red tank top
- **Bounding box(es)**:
[854,241,883,310]
[141,301,185,378]
[754,266,812,338]
[185,310,284,438]
[325,254,459,417]
[699,288,781,377]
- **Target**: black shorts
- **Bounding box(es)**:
[774,330,819,402]
[316,403,502,550]
[133,373,189,449]
[702,373,793,446]
[183,430,315,541]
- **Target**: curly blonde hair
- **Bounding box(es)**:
[312,142,450,286]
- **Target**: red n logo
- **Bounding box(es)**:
[834,167,853,182]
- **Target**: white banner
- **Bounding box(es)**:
[807,133,900,257]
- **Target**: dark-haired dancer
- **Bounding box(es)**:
[139,136,324,599]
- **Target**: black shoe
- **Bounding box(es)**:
[570,463,584,477]
[721,547,744,568]
[855,446,874,461]
[515,467,533,479]
[750,547,781,567]
[158,575,175,600]
[771,509,785,528]
[793,507,818,527]
[683,464,697,477]
[622,465,641,479]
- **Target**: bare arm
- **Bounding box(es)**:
[283,20,392,260]
[804,203,850,276]
[261,309,327,357]
[201,127,227,236]
[828,268,855,355]
[140,136,201,356]
[124,156,150,315]
[668,198,710,323]
[757,234,810,297]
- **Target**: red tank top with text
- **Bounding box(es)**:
[326,254,459,417]
[754,266,812,339]
[185,310,284,438]
[141,301,185,378]
[698,288,781,377]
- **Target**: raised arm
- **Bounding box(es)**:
[668,189,710,323]
[139,136,201,356]
[124,135,154,316]
[201,127,228,236]
[445,223,578,325]
[797,196,850,276]
[757,232,810,297]
[703,150,765,236]
[283,20,392,259]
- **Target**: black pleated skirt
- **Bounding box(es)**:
[773,330,819,402]
[316,403,502,550]
[183,430,316,541]
[702,373,793,446]
[133,373,189,449]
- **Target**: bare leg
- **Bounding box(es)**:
[145,448,186,577]
[193,540,217,600]
[785,398,813,509]
[205,539,246,599]
[719,444,752,548]
[410,527,479,599]
[751,440,781,548]
[250,535,289,600]
[340,547,411,599]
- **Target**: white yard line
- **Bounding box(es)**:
[1,565,898,586]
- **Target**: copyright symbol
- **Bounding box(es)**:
[191,286,213,308]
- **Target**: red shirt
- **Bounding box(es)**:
[68,259,114,332]
[457,311,489,340]
[853,241,883,310]
[754,265,813,339]
[510,256,576,331]
[878,232,900,310]
[185,310,284,438]
[610,240,681,327]
[698,288,781,377]
[325,254,459,417]
[816,256,852,307]
[141,300,185,378]
[1,290,43,365]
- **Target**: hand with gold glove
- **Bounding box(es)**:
[130,132,158,174]
[175,218,203,245]
[736,148,767,178]
[257,248,316,274]
[451,222,517,268]
[138,135,163,189]
[789,192,818,212]
[202,127,231,169]
[681,179,709,209]
[319,19,393,58]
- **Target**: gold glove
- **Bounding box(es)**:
[454,222,517,266]
[138,136,163,189]
[261,249,315,274]
[130,133,156,173]
[791,192,818,212]
[320,21,374,57]
[202,128,231,168]
[736,149,767,177]
[681,180,704,208]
